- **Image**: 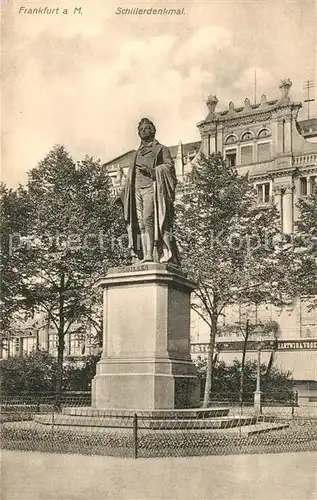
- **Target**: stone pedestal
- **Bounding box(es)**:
[92,263,200,410]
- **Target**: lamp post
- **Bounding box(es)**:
[253,325,264,414]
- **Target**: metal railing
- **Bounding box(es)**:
[1,394,316,458]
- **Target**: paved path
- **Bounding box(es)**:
[1,450,316,500]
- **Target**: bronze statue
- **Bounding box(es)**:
[117,118,179,264]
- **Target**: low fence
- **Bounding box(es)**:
[207,390,299,415]
[1,392,91,410]
[1,394,316,458]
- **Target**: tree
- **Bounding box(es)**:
[225,319,279,406]
[292,187,317,307]
[9,145,128,403]
[0,350,57,395]
[0,183,31,354]
[175,153,292,407]
[237,319,250,407]
[195,357,295,403]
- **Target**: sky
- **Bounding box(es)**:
[2,0,317,186]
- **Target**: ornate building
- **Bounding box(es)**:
[191,79,317,401]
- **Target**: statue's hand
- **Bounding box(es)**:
[137,165,156,179]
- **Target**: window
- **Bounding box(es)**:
[300,299,316,338]
[256,182,270,204]
[241,131,253,141]
[241,145,253,165]
[225,135,237,145]
[257,142,271,162]
[310,176,316,195]
[300,177,308,196]
[49,334,57,354]
[225,148,237,167]
[258,128,271,139]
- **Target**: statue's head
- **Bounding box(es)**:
[138,118,156,142]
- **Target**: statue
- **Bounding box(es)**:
[116,118,179,265]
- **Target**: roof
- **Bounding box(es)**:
[102,150,136,170]
[298,118,317,138]
[168,140,201,158]
[103,141,201,171]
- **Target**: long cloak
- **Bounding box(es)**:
[122,140,179,264]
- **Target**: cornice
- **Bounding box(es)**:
[295,165,317,175]
[197,102,302,131]
[250,167,297,181]
[269,168,297,178]
[223,111,274,129]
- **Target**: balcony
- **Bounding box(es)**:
[294,154,317,167]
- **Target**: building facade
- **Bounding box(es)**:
[192,79,317,396]
[0,313,99,361]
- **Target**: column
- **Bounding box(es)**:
[284,119,292,152]
[276,118,284,154]
[282,185,294,234]
[216,124,223,154]
[293,177,301,223]
[201,134,209,156]
[271,118,278,156]
[273,186,282,228]
[209,135,216,154]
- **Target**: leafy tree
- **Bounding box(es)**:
[176,153,292,406]
[0,350,57,395]
[9,145,128,402]
[0,184,31,351]
[195,357,295,403]
[292,187,317,307]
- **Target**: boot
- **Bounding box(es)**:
[141,231,153,262]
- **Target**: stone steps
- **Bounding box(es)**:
[33,414,133,428]
[31,415,289,435]
[222,422,290,435]
[61,406,230,419]
[141,416,258,430]
[33,406,290,434]
[34,413,259,430]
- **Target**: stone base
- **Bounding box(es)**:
[92,263,200,410]
[92,358,200,410]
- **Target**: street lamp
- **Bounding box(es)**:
[253,325,264,414]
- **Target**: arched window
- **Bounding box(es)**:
[225,134,237,145]
[241,131,254,142]
[258,128,271,138]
